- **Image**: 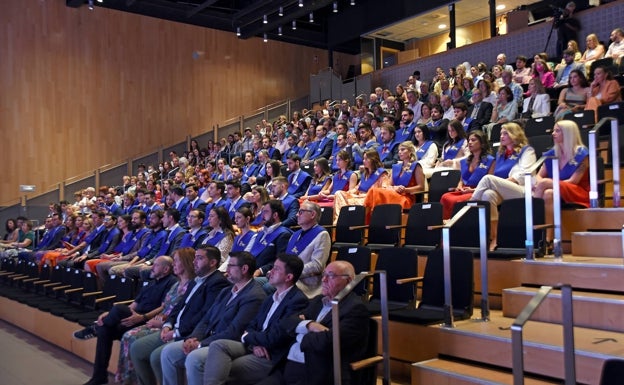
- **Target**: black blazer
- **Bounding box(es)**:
[282,292,370,385]
[243,286,309,366]
[467,101,493,132]
[166,270,231,340]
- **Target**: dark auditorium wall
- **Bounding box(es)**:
[0,0,357,205]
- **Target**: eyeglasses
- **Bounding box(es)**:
[226,263,242,268]
[322,272,349,280]
[297,209,314,215]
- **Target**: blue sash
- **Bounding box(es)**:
[307,175,331,196]
[250,226,292,256]
[460,155,495,187]
[416,141,434,161]
[204,230,226,247]
[494,145,529,178]
[443,138,466,160]
[392,162,418,186]
[396,122,415,143]
[331,171,353,193]
[353,140,377,166]
[544,146,588,180]
[377,141,397,161]
[359,168,386,193]
[114,231,136,254]
[231,230,256,252]
[310,138,328,158]
[286,225,326,255]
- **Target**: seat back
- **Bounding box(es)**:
[404,203,442,251]
[334,246,372,296]
[524,116,555,137]
[567,110,595,129]
[318,206,334,226]
[371,247,418,308]
[528,134,553,156]
[495,198,546,251]
[419,249,474,318]
[449,201,490,250]
[367,204,402,248]
[334,205,366,245]
[597,102,624,135]
[428,170,461,203]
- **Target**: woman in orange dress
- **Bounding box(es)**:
[364,141,425,211]
[333,149,388,223]
[585,65,622,121]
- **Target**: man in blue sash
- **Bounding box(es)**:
[249,200,293,280]
[241,151,259,184]
[169,185,190,229]
[303,125,333,165]
[396,108,417,143]
[202,181,228,227]
[330,133,350,172]
[377,124,399,168]
[225,180,249,220]
[286,201,331,298]
[351,123,379,168]
[262,136,282,161]
[285,154,311,199]
[180,209,208,248]
[270,177,299,228]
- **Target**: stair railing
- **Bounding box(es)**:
[511,284,576,385]
[588,117,620,208]
[430,204,489,324]
[331,271,391,385]
[523,155,560,259]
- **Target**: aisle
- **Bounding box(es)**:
[0,320,106,385]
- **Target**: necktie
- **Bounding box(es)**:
[382,145,388,154]
[471,103,480,119]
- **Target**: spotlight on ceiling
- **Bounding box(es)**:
[309,12,314,23]
[279,6,284,16]
[236,27,241,37]
[263,33,268,42]
[333,1,338,13]
[299,0,304,8]
[263,15,268,24]
[278,26,283,36]
[292,20,297,30]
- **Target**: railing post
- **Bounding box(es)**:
[610,118,620,207]
[524,173,535,260]
[552,158,563,259]
[561,284,576,385]
[588,129,599,208]
[441,226,454,327]
[478,205,490,321]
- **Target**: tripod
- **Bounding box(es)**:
[544,19,556,54]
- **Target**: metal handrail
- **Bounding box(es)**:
[331,271,391,385]
[429,204,489,325]
[523,155,557,260]
[511,284,575,385]
[589,117,620,208]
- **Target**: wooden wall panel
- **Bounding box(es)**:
[0,0,356,205]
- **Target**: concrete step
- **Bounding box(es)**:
[515,256,624,293]
[502,286,624,333]
[411,358,559,385]
[571,232,623,258]
[436,312,624,385]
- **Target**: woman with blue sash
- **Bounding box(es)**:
[333,149,388,223]
[423,120,469,178]
[231,207,256,253]
[317,150,358,208]
[414,124,439,170]
[201,206,235,271]
[245,186,269,228]
[365,141,426,211]
[471,123,537,249]
[534,120,589,246]
[299,158,332,203]
[440,130,495,219]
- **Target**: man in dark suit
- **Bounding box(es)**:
[202,253,309,385]
[466,89,493,132]
[160,251,267,385]
[74,256,178,385]
[257,260,369,385]
[130,245,230,385]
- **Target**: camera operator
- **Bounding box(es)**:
[555,2,581,57]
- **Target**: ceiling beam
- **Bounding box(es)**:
[186,0,220,18]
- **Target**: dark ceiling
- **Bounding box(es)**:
[67,0,451,54]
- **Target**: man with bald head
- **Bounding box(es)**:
[75,255,178,385]
[257,260,369,385]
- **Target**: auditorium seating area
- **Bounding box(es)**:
[2,2,624,385]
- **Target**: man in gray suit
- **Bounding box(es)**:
[555,48,585,88]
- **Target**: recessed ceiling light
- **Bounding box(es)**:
[438,24,447,29]
[496,4,506,10]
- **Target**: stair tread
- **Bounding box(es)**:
[446,312,624,358]
[413,358,560,384]
[503,287,624,302]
